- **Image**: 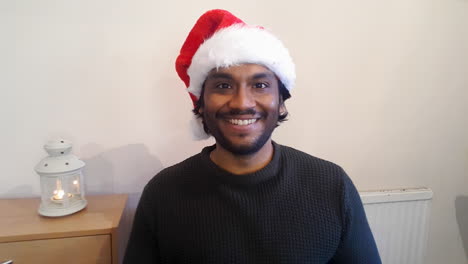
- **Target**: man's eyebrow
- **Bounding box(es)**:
[251,72,276,80]
[206,72,233,80]
[206,72,276,81]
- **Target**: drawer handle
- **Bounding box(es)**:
[1,261,13,264]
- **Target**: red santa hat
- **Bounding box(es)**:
[175,9,296,140]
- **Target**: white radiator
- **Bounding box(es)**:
[361,188,433,264]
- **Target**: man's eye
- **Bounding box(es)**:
[254,83,268,89]
[216,83,231,89]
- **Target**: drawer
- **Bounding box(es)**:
[0,234,111,264]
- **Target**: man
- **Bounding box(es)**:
[124,9,381,263]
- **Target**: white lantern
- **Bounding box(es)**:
[35,139,87,217]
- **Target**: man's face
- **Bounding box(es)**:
[200,64,284,155]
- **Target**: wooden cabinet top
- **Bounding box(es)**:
[0,194,127,243]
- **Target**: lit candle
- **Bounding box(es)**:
[52,180,64,201]
[51,180,72,202]
[53,189,65,200]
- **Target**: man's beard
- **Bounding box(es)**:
[203,108,278,156]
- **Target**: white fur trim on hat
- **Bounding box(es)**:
[190,116,210,140]
[186,24,296,99]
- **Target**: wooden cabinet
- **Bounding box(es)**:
[0,194,127,264]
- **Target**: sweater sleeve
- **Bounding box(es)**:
[123,186,159,263]
[330,171,382,264]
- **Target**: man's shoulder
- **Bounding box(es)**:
[278,143,349,190]
[279,143,344,172]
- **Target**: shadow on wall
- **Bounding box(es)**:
[81,143,163,195]
[455,195,468,261]
[81,143,164,259]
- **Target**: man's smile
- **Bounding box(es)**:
[226,118,258,126]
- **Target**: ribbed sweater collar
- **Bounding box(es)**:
[199,141,282,185]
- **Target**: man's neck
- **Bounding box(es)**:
[210,140,274,175]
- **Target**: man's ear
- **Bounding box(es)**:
[279,103,287,116]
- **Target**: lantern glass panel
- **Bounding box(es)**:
[40,173,84,209]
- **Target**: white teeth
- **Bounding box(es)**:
[228,119,257,125]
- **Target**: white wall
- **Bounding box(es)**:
[1,0,467,263]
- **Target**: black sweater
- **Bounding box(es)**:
[124,142,381,263]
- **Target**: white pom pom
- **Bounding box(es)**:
[190,116,211,140]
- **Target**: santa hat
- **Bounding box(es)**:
[175,9,295,140]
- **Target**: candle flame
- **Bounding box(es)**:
[54,190,65,200]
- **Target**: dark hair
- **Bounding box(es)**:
[192,81,291,134]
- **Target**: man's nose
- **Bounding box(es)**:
[228,85,255,110]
